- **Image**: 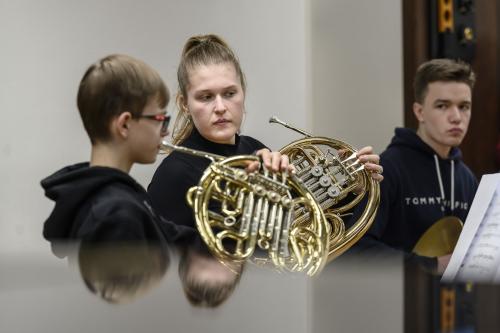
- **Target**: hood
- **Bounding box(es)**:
[388,128,463,161]
[41,163,143,240]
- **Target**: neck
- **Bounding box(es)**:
[416,128,451,159]
[90,142,132,173]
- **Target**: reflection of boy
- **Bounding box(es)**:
[351,59,478,274]
[41,54,177,254]
[178,240,243,308]
[78,242,168,304]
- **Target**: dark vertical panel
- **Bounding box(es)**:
[402,3,433,332]
[460,0,499,177]
[404,264,435,333]
[403,0,428,130]
[475,285,500,332]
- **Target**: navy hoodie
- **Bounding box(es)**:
[351,128,478,269]
[41,163,184,256]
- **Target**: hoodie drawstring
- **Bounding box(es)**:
[434,154,455,213]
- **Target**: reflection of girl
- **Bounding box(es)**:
[178,242,243,308]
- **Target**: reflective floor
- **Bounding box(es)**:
[2,245,499,333]
[1,245,403,333]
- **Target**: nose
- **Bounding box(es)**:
[448,105,461,123]
[214,95,227,113]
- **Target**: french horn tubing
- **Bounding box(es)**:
[269,116,380,261]
[160,141,330,276]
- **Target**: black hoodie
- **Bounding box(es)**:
[148,128,266,236]
[41,163,183,255]
[351,128,478,269]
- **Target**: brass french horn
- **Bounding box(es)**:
[160,141,330,276]
[269,116,380,261]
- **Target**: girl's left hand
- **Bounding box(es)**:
[246,148,294,173]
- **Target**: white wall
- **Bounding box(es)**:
[0,1,311,331]
[0,0,309,254]
[0,1,403,332]
[0,0,403,252]
[309,2,404,332]
[310,0,404,152]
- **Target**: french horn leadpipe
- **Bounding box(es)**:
[269,116,380,261]
[269,116,313,137]
[159,140,330,276]
[160,141,224,162]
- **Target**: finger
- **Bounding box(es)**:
[364,163,384,182]
[256,149,272,170]
[246,161,260,173]
[364,162,383,174]
[338,148,349,159]
[359,154,380,164]
[271,151,281,172]
[371,173,384,182]
[279,154,290,172]
[356,146,374,157]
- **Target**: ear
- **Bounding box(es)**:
[113,112,133,139]
[413,102,424,123]
[176,94,189,114]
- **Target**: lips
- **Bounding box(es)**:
[448,128,463,135]
[214,118,230,125]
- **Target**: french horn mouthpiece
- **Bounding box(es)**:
[269,116,280,123]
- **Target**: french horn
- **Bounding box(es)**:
[269,116,380,261]
[160,141,330,276]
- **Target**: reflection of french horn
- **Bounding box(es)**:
[269,116,380,261]
[160,141,330,276]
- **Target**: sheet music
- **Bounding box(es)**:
[442,173,500,283]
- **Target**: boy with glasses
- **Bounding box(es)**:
[41,54,179,254]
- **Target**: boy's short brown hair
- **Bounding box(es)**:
[77,54,169,144]
[414,58,476,104]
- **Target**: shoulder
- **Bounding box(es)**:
[455,161,479,186]
[238,135,267,153]
[380,141,432,173]
[79,189,152,241]
[90,184,147,219]
[150,152,206,189]
[378,145,421,191]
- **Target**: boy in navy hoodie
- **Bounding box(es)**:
[352,59,477,275]
[41,54,180,255]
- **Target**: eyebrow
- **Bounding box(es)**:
[194,85,239,93]
[433,99,471,104]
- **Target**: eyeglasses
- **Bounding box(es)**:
[139,114,171,133]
